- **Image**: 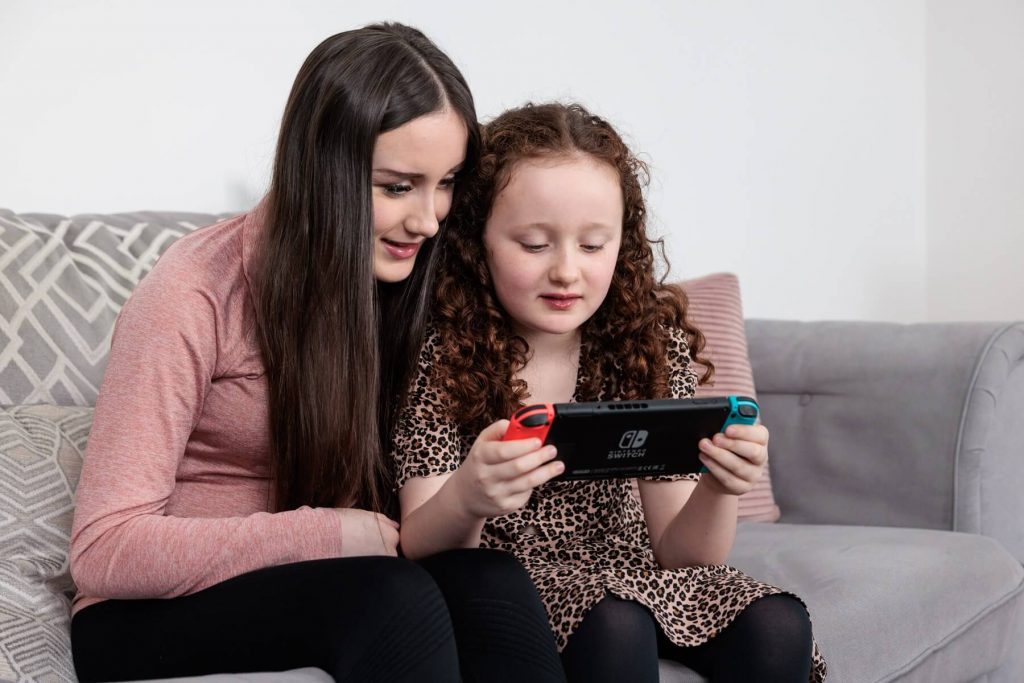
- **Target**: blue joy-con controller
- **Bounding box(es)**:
[723,396,759,429]
[700,396,760,473]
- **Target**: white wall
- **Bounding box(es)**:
[926,0,1024,322]
[1,1,1016,322]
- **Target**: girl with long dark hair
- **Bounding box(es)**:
[70,24,562,683]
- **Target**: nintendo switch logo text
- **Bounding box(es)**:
[619,430,649,449]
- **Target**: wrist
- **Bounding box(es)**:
[443,468,489,523]
[698,472,739,498]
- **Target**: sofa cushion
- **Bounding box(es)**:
[0,209,223,406]
[0,405,91,683]
[682,273,780,522]
[725,522,1024,682]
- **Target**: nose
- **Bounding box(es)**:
[549,247,580,286]
[404,194,440,239]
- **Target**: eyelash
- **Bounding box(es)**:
[520,244,605,253]
[381,176,456,197]
[383,184,412,196]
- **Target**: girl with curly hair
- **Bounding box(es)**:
[391,102,827,682]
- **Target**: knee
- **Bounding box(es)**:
[343,556,454,621]
[580,596,657,647]
[738,594,813,652]
[322,559,457,680]
[429,547,524,575]
[370,557,443,600]
[423,548,538,600]
[562,598,659,681]
[459,548,532,585]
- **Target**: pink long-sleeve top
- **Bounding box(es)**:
[69,204,344,614]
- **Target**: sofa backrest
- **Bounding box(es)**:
[747,318,1024,562]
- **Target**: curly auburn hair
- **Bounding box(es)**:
[432,102,713,433]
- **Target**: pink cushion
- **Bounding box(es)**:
[682,273,781,523]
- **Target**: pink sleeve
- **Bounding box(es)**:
[69,258,344,600]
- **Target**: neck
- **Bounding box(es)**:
[513,325,582,404]
[517,326,581,364]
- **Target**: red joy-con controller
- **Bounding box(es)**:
[502,403,555,442]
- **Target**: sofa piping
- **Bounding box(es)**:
[950,323,1018,535]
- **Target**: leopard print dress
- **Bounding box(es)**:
[392,327,827,681]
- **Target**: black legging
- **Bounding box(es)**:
[72,548,565,683]
[560,593,813,682]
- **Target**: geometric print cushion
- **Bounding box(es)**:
[0,209,228,406]
[0,405,92,683]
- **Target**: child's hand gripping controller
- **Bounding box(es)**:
[502,403,555,442]
[700,396,760,473]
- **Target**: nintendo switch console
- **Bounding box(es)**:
[502,396,759,480]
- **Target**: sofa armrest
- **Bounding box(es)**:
[746,319,1024,562]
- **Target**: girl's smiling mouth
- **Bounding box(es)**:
[540,293,582,310]
[382,238,421,259]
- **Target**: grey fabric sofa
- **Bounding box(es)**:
[695,319,1024,683]
[1,209,1022,682]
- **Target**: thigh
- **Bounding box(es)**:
[72,556,458,683]
[656,593,813,682]
[560,595,659,683]
[418,548,565,683]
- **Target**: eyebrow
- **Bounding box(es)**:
[517,221,620,232]
[372,164,464,180]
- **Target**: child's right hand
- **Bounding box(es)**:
[453,419,564,519]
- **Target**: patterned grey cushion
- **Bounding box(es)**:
[0,405,92,683]
[0,209,227,406]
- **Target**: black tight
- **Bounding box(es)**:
[560,592,661,682]
[560,593,813,682]
[72,549,564,683]
[419,548,564,683]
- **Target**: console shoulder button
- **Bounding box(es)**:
[521,413,550,427]
[514,403,547,419]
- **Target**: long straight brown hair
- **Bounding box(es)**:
[256,23,479,513]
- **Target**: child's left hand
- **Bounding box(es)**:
[697,424,769,496]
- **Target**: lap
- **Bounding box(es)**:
[72,556,450,682]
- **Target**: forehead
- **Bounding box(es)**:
[490,155,624,227]
[372,109,468,171]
